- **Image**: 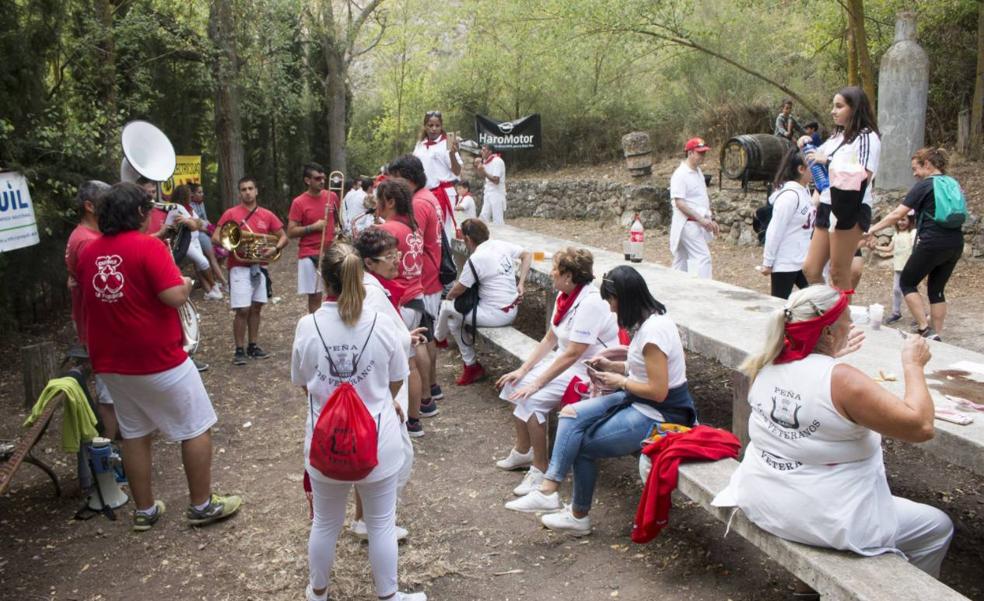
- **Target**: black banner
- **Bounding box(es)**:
[475,114,541,151]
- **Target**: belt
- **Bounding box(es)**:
[431,180,456,190]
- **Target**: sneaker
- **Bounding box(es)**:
[434,338,449,349]
[419,399,439,418]
[193,358,209,372]
[186,492,243,526]
[513,467,544,496]
[406,419,424,438]
[205,288,223,300]
[885,313,902,324]
[919,326,942,341]
[455,362,486,386]
[397,593,427,601]
[349,519,409,541]
[496,448,534,471]
[247,344,270,359]
[541,505,592,537]
[132,500,166,532]
[233,348,247,366]
[505,489,561,513]
[430,384,444,400]
[305,584,328,601]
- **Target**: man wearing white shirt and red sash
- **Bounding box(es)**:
[669,137,719,279]
[476,144,506,225]
[413,111,462,241]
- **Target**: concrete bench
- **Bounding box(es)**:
[453,224,984,480]
[471,323,969,601]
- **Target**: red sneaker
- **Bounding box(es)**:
[435,338,449,349]
[456,362,486,386]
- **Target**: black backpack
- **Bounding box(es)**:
[752,204,772,246]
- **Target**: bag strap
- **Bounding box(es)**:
[240,206,259,231]
[462,259,480,347]
[311,313,378,382]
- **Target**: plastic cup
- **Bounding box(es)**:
[849,305,869,325]
[869,303,884,330]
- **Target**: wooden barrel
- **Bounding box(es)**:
[622,132,652,177]
[720,134,795,182]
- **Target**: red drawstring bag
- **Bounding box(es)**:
[308,315,380,481]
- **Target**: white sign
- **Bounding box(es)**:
[0,172,40,252]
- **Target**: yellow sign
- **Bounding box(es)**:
[161,155,202,197]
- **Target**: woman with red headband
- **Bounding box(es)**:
[713,285,952,583]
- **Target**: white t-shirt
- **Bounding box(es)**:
[456,193,477,220]
[413,137,462,189]
[627,313,687,420]
[342,189,367,232]
[459,239,524,309]
[763,181,813,273]
[818,129,881,206]
[551,285,619,359]
[291,304,410,482]
[482,156,506,200]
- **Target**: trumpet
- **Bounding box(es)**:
[218,222,283,263]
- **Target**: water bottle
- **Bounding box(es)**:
[802,143,829,193]
[629,214,644,263]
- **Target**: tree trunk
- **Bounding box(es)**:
[846,0,876,103]
[208,0,245,210]
[971,3,984,158]
[325,43,348,174]
[96,0,118,176]
[846,12,858,87]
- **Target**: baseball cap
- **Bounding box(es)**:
[685,137,710,153]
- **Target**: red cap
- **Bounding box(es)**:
[684,137,710,153]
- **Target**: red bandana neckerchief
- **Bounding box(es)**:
[323,294,338,302]
[423,133,446,148]
[773,289,853,364]
[553,284,585,327]
[483,152,501,165]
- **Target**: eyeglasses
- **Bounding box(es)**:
[372,250,402,263]
[425,111,442,119]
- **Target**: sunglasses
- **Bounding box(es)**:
[372,250,402,263]
[309,175,326,182]
[425,111,442,119]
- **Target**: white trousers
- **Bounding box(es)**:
[435,300,516,365]
[479,192,505,225]
[892,496,953,577]
[184,235,210,271]
[308,471,399,597]
[671,222,712,279]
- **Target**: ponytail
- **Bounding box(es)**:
[739,285,842,382]
[912,147,948,174]
[321,242,366,325]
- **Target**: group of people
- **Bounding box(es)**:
[62,96,961,601]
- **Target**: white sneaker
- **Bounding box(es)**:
[397,592,427,601]
[495,448,534,471]
[349,519,408,541]
[512,467,544,496]
[541,505,592,537]
[504,489,561,513]
[305,584,327,601]
[205,288,223,300]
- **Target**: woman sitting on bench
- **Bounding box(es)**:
[505,266,697,537]
[496,248,619,499]
[712,285,953,578]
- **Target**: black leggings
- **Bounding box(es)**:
[770,270,809,299]
[899,245,963,303]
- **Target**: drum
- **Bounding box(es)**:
[178,300,200,355]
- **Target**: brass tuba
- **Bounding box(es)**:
[218,222,282,263]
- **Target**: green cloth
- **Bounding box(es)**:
[23,377,99,452]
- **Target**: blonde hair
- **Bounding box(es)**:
[320,242,366,326]
[740,285,842,382]
[554,247,594,285]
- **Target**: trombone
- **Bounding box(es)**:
[317,171,345,272]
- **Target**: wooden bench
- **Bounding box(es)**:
[471,323,970,601]
[0,392,65,497]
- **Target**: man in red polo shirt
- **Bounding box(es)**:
[388,154,444,415]
[287,162,340,314]
[212,176,288,365]
[65,180,117,437]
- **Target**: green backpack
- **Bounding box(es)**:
[929,175,967,229]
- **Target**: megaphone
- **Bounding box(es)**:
[85,438,128,514]
[119,120,176,183]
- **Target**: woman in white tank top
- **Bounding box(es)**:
[713,285,952,584]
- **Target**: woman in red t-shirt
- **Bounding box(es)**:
[77,183,242,531]
[374,179,430,437]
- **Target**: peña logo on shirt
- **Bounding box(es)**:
[769,387,802,429]
[92,255,125,302]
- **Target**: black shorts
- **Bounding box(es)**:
[900,244,963,303]
[830,183,870,230]
[814,203,870,232]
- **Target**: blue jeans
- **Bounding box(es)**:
[544,391,658,514]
